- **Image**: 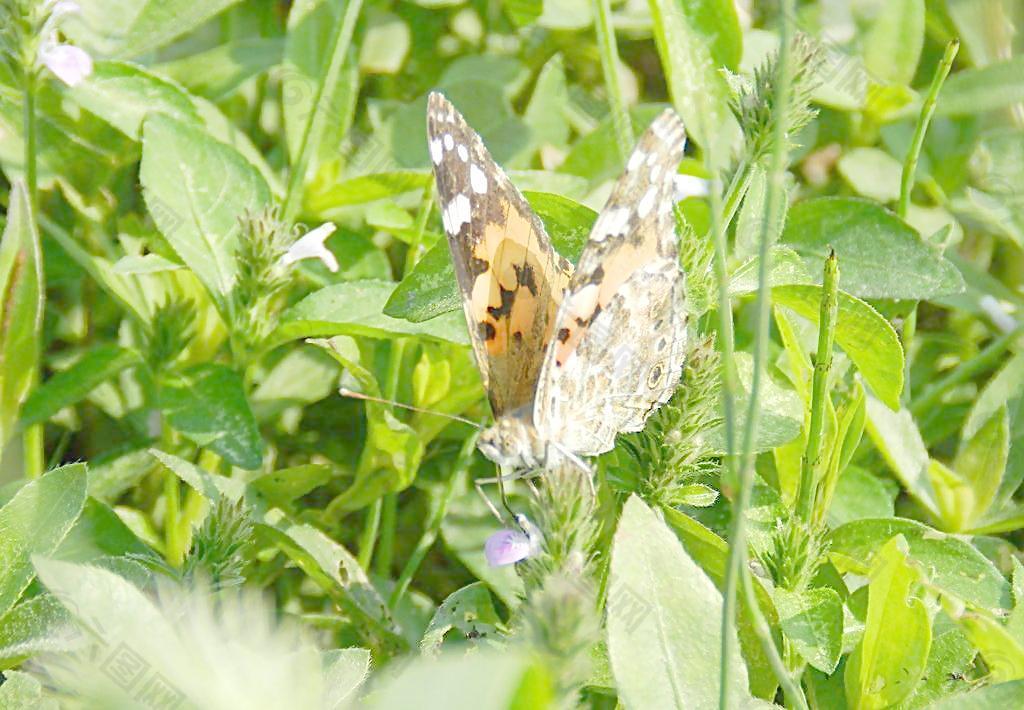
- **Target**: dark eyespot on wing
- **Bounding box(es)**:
[479,321,497,341]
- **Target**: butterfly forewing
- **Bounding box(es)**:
[535,110,689,456]
[427,92,572,418]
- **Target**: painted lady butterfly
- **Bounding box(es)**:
[427,92,689,478]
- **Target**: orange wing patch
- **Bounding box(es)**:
[469,209,568,357]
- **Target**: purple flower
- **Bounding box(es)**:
[484,529,532,567]
[484,514,542,566]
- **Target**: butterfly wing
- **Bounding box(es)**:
[535,109,689,456]
[427,92,572,417]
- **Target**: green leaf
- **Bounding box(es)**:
[421,582,505,656]
[706,351,803,454]
[728,246,813,295]
[929,680,1024,709]
[938,56,1024,116]
[307,171,431,212]
[954,407,1009,527]
[156,38,284,99]
[607,496,750,708]
[862,0,924,86]
[322,648,372,710]
[364,651,534,710]
[646,0,736,159]
[283,0,362,179]
[140,114,271,310]
[56,498,154,563]
[682,0,743,71]
[775,587,843,674]
[828,517,1012,612]
[837,147,903,203]
[151,450,245,502]
[274,280,469,347]
[20,346,142,427]
[846,535,931,710]
[70,61,200,139]
[827,465,898,528]
[384,191,594,323]
[0,182,43,445]
[0,464,87,618]
[0,594,75,666]
[863,396,939,516]
[159,365,264,470]
[256,512,404,656]
[250,465,333,505]
[774,286,904,410]
[957,612,1024,682]
[0,670,56,709]
[310,336,424,511]
[781,197,964,300]
[65,0,243,58]
[964,353,1024,441]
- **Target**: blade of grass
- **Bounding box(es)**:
[720,3,796,707]
[593,0,632,160]
[898,40,959,407]
[281,0,364,221]
[796,251,839,523]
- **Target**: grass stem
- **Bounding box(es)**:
[898,40,959,220]
[282,0,364,221]
[720,3,794,705]
[796,251,839,522]
[593,0,632,160]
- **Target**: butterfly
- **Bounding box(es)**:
[426,92,689,479]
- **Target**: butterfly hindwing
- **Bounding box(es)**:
[427,92,572,417]
[535,110,689,456]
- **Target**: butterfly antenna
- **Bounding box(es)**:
[338,387,483,429]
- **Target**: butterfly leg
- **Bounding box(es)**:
[547,441,596,498]
[476,465,531,521]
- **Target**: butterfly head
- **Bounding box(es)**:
[478,418,543,470]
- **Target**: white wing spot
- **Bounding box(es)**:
[637,187,656,219]
[430,138,443,165]
[449,193,471,229]
[457,144,469,161]
[470,163,488,194]
[441,207,453,234]
[627,150,646,172]
[598,207,631,239]
[650,163,662,182]
[443,134,454,151]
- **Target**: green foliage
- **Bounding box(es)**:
[0,0,1021,706]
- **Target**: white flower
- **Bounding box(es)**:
[673,174,710,201]
[36,1,92,87]
[38,41,93,86]
[281,223,339,272]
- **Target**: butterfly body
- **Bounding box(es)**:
[427,92,689,476]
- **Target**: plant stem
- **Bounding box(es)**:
[375,492,397,577]
[593,0,632,160]
[359,184,434,574]
[357,499,382,570]
[388,436,473,609]
[281,0,364,221]
[796,251,839,523]
[740,573,809,710]
[21,65,43,477]
[897,40,959,220]
[720,3,794,706]
[910,323,1023,417]
[897,41,957,408]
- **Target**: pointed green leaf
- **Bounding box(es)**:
[608,496,750,709]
